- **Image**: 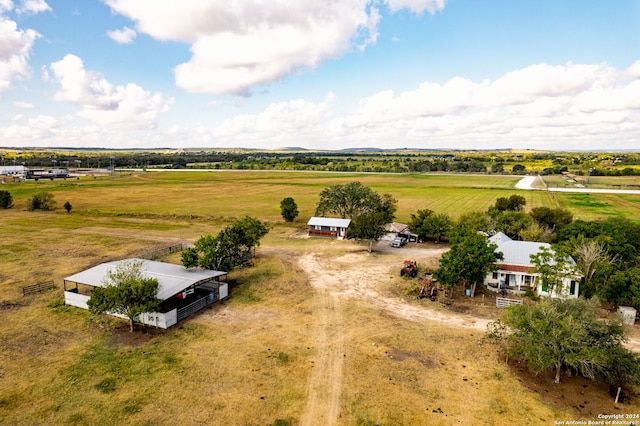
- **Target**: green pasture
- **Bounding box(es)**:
[3,171,544,224]
[2,170,639,425]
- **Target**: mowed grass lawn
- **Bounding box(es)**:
[1,171,639,425]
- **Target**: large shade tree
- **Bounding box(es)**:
[315,181,395,220]
[87,260,161,332]
[434,230,503,297]
[487,298,640,385]
[315,181,396,251]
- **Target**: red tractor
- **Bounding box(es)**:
[400,260,418,278]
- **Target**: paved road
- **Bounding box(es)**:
[516,175,640,194]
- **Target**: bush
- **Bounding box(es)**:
[0,190,13,209]
[28,192,56,211]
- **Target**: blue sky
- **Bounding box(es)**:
[1,0,639,150]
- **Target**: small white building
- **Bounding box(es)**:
[307,217,351,239]
[484,232,581,299]
[63,258,228,329]
[0,165,28,176]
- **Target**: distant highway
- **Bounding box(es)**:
[516,175,640,195]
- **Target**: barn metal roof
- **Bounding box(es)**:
[307,217,351,228]
[64,258,226,301]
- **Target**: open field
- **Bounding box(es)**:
[1,171,640,425]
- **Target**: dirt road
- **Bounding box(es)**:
[297,245,490,425]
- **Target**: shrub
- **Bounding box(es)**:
[28,192,56,211]
[0,190,13,209]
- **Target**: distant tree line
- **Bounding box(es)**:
[5,149,640,176]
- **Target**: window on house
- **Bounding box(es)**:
[524,275,533,286]
[330,226,337,231]
[570,280,577,295]
[314,225,322,230]
[492,272,498,280]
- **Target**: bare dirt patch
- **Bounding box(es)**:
[293,241,640,421]
[509,361,640,417]
[0,300,26,311]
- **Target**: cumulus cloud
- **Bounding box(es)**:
[107,26,136,44]
[205,62,640,150]
[104,0,386,95]
[0,13,40,91]
[16,0,50,15]
[49,54,173,129]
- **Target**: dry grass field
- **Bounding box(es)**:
[1,171,639,425]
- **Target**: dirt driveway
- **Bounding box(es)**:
[297,241,492,426]
[294,240,640,425]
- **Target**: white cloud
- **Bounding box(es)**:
[16,0,50,15]
[626,60,640,79]
[0,1,13,12]
[205,62,640,150]
[107,26,136,44]
[13,100,33,108]
[104,0,384,95]
[0,14,40,91]
[49,54,173,129]
[384,0,446,15]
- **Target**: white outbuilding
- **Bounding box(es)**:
[63,258,228,329]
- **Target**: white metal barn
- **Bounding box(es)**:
[63,258,228,329]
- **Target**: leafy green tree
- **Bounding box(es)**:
[423,213,453,243]
[409,208,434,239]
[410,210,453,243]
[529,207,573,235]
[87,260,161,332]
[491,194,526,212]
[28,192,56,211]
[350,211,388,253]
[315,181,396,221]
[489,210,533,240]
[487,298,640,385]
[519,222,545,242]
[512,164,526,174]
[182,216,269,271]
[434,230,503,297]
[530,246,579,296]
[455,211,490,235]
[491,163,504,173]
[63,201,72,213]
[0,190,13,209]
[280,197,299,222]
[601,268,640,311]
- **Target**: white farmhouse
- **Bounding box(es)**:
[484,232,581,298]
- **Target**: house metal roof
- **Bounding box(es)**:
[64,258,226,301]
[307,217,351,228]
[489,232,550,266]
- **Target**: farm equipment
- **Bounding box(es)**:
[400,260,418,278]
[417,273,438,301]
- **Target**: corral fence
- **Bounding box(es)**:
[496,297,523,309]
[142,243,188,260]
[176,294,216,322]
[22,280,56,296]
